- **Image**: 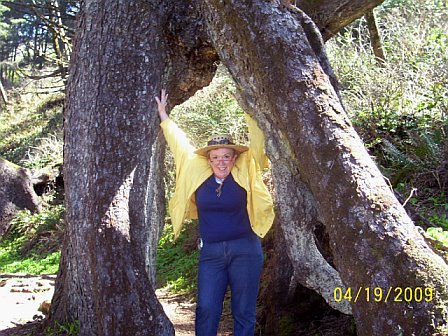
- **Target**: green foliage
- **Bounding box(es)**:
[156,221,199,295]
[0,92,64,168]
[429,214,448,230]
[0,237,60,274]
[170,65,248,147]
[0,0,77,78]
[426,227,448,249]
[23,133,64,170]
[379,130,447,188]
[328,0,448,134]
[0,205,64,274]
[45,320,80,336]
[423,193,448,250]
[0,1,12,38]
[0,73,65,276]
[9,205,64,238]
[326,0,448,219]
[427,194,448,229]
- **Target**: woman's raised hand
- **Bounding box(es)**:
[155,89,169,121]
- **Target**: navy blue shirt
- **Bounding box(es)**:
[195,173,252,243]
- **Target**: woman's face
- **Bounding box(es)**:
[208,148,237,180]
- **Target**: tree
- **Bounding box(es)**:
[0,78,7,103]
[294,0,384,41]
[0,0,77,83]
[199,1,448,335]
[49,1,217,334]
[50,0,448,335]
[365,9,386,64]
[0,157,41,236]
[26,0,73,79]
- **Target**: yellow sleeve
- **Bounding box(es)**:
[160,118,196,167]
[245,114,269,169]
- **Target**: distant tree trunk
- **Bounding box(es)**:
[28,0,70,79]
[47,0,69,79]
[0,158,41,237]
[0,79,7,104]
[48,0,217,335]
[297,0,385,40]
[199,1,448,335]
[365,9,386,65]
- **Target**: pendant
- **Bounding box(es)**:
[215,183,223,197]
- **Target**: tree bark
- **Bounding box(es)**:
[365,9,386,65]
[296,0,385,41]
[199,1,448,335]
[0,78,7,104]
[0,158,41,237]
[49,0,217,334]
[49,0,448,334]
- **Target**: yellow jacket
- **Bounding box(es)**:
[161,115,275,240]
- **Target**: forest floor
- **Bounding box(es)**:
[0,274,232,336]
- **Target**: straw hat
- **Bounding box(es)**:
[194,134,249,157]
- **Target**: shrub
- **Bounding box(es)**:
[0,205,64,274]
[326,0,448,221]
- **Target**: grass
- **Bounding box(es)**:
[156,221,199,295]
[327,0,448,163]
[0,90,64,167]
[426,227,448,248]
[326,0,448,234]
[44,320,80,336]
[170,65,247,147]
[0,238,60,274]
[0,205,64,274]
[0,75,65,275]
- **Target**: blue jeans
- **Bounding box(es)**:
[195,235,264,336]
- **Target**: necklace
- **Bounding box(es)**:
[215,177,225,197]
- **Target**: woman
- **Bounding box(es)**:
[155,89,274,336]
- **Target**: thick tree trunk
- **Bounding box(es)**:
[51,2,172,334]
[200,1,448,335]
[49,1,216,335]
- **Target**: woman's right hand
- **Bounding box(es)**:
[155,89,169,121]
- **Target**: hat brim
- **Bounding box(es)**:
[194,144,249,157]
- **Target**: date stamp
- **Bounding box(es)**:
[333,286,434,303]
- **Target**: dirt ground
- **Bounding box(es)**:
[0,274,232,336]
